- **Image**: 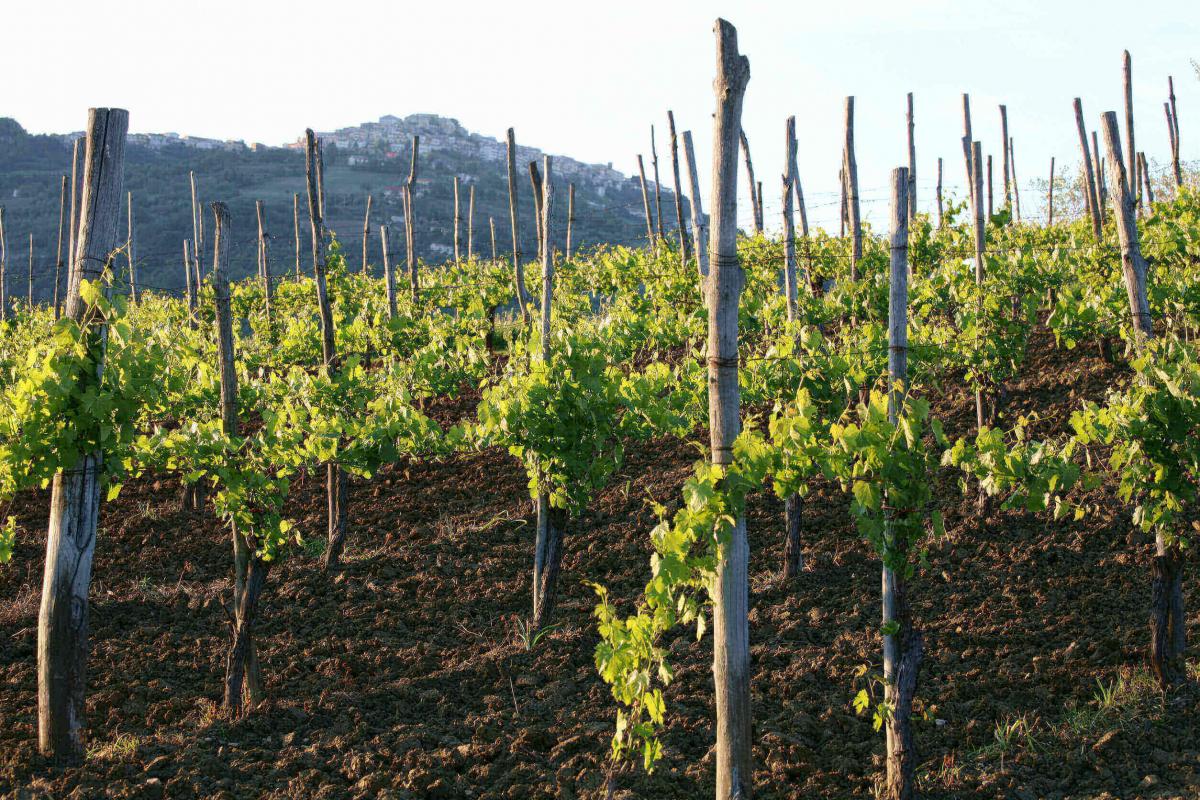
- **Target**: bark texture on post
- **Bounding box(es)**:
[708,19,752,800]
[882,166,922,800]
[1074,99,1104,240]
[38,107,128,765]
[843,97,863,280]
[565,183,575,259]
[999,105,1012,212]
[637,155,655,249]
[1101,112,1153,344]
[1124,51,1138,211]
[293,192,301,278]
[453,178,461,262]
[668,111,691,265]
[1167,77,1182,188]
[1009,136,1022,222]
[961,94,975,209]
[255,200,273,342]
[406,136,420,300]
[682,131,710,282]
[935,157,944,229]
[739,129,762,233]
[506,128,531,323]
[0,209,6,321]
[970,140,988,431]
[784,116,810,293]
[125,192,137,303]
[489,216,497,261]
[468,185,475,260]
[1048,157,1056,225]
[67,139,81,305]
[528,161,544,263]
[183,240,195,324]
[786,117,808,237]
[1093,132,1108,217]
[1140,153,1155,205]
[987,155,994,219]
[189,171,203,289]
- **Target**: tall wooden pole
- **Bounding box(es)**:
[1094,132,1109,219]
[528,161,544,263]
[882,165,920,800]
[1123,51,1138,211]
[1074,99,1103,239]
[786,117,809,237]
[27,233,34,307]
[906,93,917,222]
[406,136,419,299]
[636,155,655,248]
[361,194,372,273]
[54,175,67,318]
[843,97,863,280]
[66,140,82,305]
[1009,136,1022,222]
[961,94,975,209]
[256,200,273,342]
[1167,77,1182,188]
[489,216,497,261]
[506,128,530,323]
[650,125,665,242]
[453,177,462,262]
[999,105,1012,212]
[667,111,691,264]
[1048,157,1056,225]
[293,192,301,278]
[183,240,194,323]
[0,208,7,321]
[189,171,203,287]
[709,20,752,800]
[565,183,575,259]
[1139,152,1155,206]
[38,107,128,765]
[467,185,475,260]
[126,191,137,303]
[970,140,987,432]
[682,130,710,283]
[1100,113,1153,344]
[986,155,994,219]
[380,224,396,319]
[739,128,762,233]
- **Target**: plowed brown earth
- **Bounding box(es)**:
[2,330,1199,799]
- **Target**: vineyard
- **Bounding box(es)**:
[2,18,1200,800]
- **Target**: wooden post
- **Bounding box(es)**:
[1009,136,1022,222]
[489,216,497,261]
[986,155,994,219]
[467,185,475,260]
[189,171,203,288]
[211,201,264,715]
[906,92,917,223]
[1048,157,1056,225]
[1101,109,1184,685]
[293,192,301,278]
[361,194,372,273]
[784,116,810,293]
[565,183,576,259]
[882,165,921,800]
[1140,152,1155,206]
[667,111,691,264]
[839,167,847,238]
[380,225,396,319]
[66,140,82,305]
[961,94,975,209]
[970,140,987,432]
[27,233,34,307]
[304,130,348,571]
[1074,100,1104,239]
[0,208,7,321]
[37,107,128,765]
[528,161,544,263]
[1093,131,1108,218]
[650,125,665,242]
[781,141,805,577]
[183,240,195,323]
[637,155,655,248]
[935,157,944,228]
[782,172,798,320]
[999,105,1012,212]
[1167,77,1182,188]
[126,191,137,303]
[406,135,419,299]
[403,186,416,300]
[256,200,273,342]
[786,117,809,237]
[453,177,461,262]
[709,20,752,800]
[506,128,531,323]
[532,155,565,630]
[682,130,710,282]
[843,97,863,280]
[739,128,762,234]
[54,175,67,318]
[1124,51,1138,211]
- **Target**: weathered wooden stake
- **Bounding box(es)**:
[406,136,420,300]
[882,165,921,800]
[784,116,810,293]
[786,117,809,237]
[528,161,544,263]
[1167,77,1182,188]
[843,97,863,280]
[650,125,665,242]
[936,157,944,228]
[1124,51,1138,211]
[1009,136,1022,222]
[453,177,461,262]
[66,140,82,304]
[667,111,691,265]
[1048,157,1056,225]
[489,216,497,261]
[636,155,655,248]
[986,155,994,219]
[709,19,752,800]
[1092,131,1108,218]
[0,208,7,321]
[1074,99,1104,239]
[1139,152,1155,206]
[380,225,396,319]
[183,240,195,322]
[256,200,273,342]
[54,175,67,318]
[125,192,137,303]
[970,140,987,432]
[467,185,475,260]
[961,94,975,208]
[506,128,531,322]
[189,171,203,287]
[361,194,372,273]
[999,105,1012,212]
[565,183,575,259]
[906,92,917,222]
[28,233,34,307]
[682,130,710,283]
[293,192,301,278]
[38,107,128,765]
[739,128,763,233]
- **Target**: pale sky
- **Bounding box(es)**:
[8,0,1199,231]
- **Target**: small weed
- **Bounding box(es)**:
[971,713,1039,769]
[511,617,562,652]
[89,733,141,761]
[301,535,326,559]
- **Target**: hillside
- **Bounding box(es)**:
[0,115,680,300]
